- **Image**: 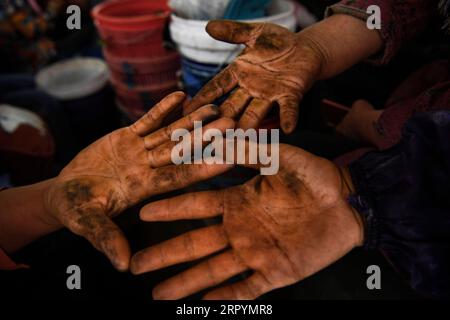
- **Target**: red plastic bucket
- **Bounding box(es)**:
[92,0,171,57]
[104,48,180,87]
[111,77,178,115]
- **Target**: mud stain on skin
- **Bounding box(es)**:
[255,34,282,51]
[61,180,124,269]
[64,180,93,207]
[76,208,122,268]
[154,169,180,189]
[125,175,142,194]
[253,176,263,194]
[282,173,302,193]
[209,21,254,43]
[232,22,253,35]
[199,109,220,125]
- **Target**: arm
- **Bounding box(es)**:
[185,14,382,133]
[130,112,450,300]
[186,0,438,132]
[299,13,382,79]
[348,111,450,299]
[326,0,438,65]
[0,179,60,253]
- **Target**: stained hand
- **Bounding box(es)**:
[44,92,234,271]
[185,20,327,133]
[130,143,364,299]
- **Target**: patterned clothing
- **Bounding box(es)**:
[329,0,450,299]
[328,0,450,151]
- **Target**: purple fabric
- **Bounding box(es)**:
[348,111,450,299]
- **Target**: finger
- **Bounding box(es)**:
[130,224,228,275]
[220,88,252,118]
[206,20,262,45]
[278,95,300,134]
[144,104,220,150]
[203,272,271,300]
[65,208,130,271]
[217,138,280,173]
[131,91,185,136]
[147,117,235,167]
[140,190,224,221]
[144,160,232,198]
[153,251,247,300]
[238,98,273,130]
[185,66,237,114]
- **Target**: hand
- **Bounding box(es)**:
[130,143,364,299]
[44,92,234,271]
[336,99,383,146]
[185,20,328,133]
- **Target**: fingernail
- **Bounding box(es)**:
[112,258,128,272]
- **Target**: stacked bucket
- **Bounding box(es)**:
[169,0,296,99]
[92,0,180,121]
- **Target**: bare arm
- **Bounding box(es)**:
[0,179,60,253]
[0,92,233,270]
[301,14,383,79]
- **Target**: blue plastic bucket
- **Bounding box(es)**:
[181,57,224,97]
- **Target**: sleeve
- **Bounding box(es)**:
[347,111,450,299]
[325,0,438,65]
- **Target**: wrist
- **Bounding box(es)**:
[41,178,64,231]
[338,166,365,247]
[0,178,62,253]
[299,14,383,80]
[294,30,329,82]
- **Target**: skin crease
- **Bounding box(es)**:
[184,15,382,134]
[37,91,235,271]
[130,144,365,300]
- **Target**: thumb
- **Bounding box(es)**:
[65,208,131,272]
[206,20,261,45]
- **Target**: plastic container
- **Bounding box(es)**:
[35,57,116,147]
[36,57,109,100]
[181,57,223,97]
[92,0,171,57]
[170,0,297,64]
[111,77,178,116]
[116,99,145,121]
[104,48,180,88]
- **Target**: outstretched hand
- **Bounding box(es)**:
[44,92,234,271]
[185,20,327,133]
[131,143,364,299]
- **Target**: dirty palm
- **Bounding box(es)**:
[131,144,363,299]
[185,20,325,133]
[45,92,233,271]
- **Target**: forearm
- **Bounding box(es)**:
[0,178,61,253]
[300,14,383,79]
